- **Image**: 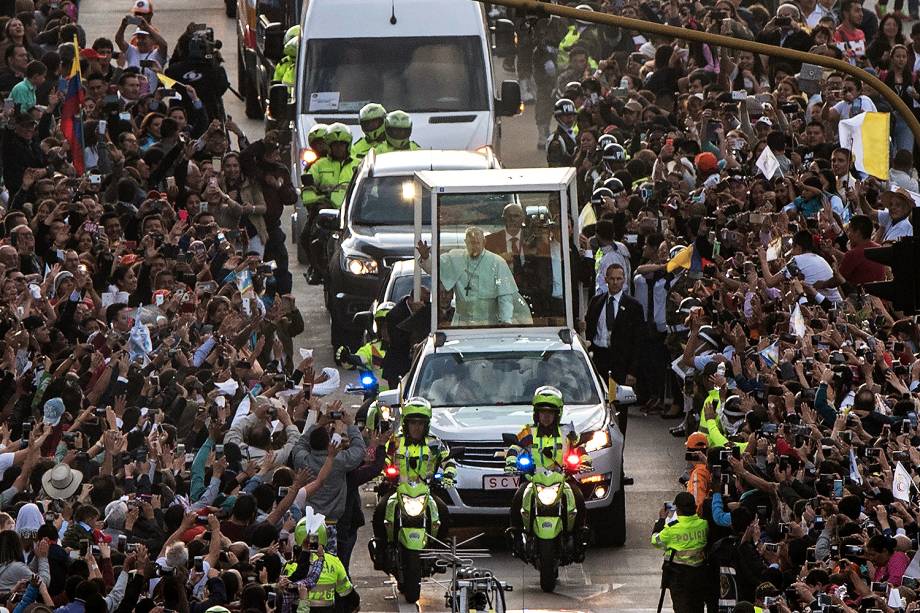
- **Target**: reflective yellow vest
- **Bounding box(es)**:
[302,552,353,607]
[304,156,355,208]
[355,340,388,391]
[651,514,708,567]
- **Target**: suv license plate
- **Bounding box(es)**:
[483,475,520,490]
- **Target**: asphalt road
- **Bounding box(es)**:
[79,1,687,609]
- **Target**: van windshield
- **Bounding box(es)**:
[413,351,601,407]
[352,177,514,226]
[301,36,489,114]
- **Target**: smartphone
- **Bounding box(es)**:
[79,540,89,557]
[277,486,289,500]
[833,479,844,497]
[139,60,155,69]
[215,444,224,458]
[871,581,888,594]
[194,556,204,572]
[21,422,31,440]
[211,157,222,172]
[98,119,107,134]
[117,534,127,553]
[764,542,780,553]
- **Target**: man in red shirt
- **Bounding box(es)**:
[837,215,888,287]
[833,0,866,61]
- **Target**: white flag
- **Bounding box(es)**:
[893,461,913,502]
[889,585,904,609]
[756,146,782,180]
[905,549,920,579]
[790,303,806,338]
[849,448,863,485]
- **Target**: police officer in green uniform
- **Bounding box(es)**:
[651,491,710,613]
[373,110,421,153]
[273,25,300,85]
[335,302,394,391]
[370,397,456,567]
[297,123,329,283]
[351,103,387,160]
[505,386,590,549]
[302,123,356,282]
[286,516,360,613]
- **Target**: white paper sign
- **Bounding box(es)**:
[308,92,340,112]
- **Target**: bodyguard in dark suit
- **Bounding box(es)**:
[583,263,645,383]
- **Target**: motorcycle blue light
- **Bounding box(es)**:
[361,374,376,387]
[517,454,532,469]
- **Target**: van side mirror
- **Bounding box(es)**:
[316,208,340,231]
[352,310,373,330]
[502,433,517,445]
[378,389,400,408]
[260,18,284,64]
[496,80,521,117]
[268,83,292,122]
[491,19,516,58]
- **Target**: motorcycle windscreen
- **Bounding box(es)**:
[433,191,567,329]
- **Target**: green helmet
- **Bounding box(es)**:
[283,26,300,58]
[307,123,328,144]
[359,103,387,142]
[384,110,413,148]
[283,25,301,46]
[401,396,432,425]
[294,517,328,547]
[374,301,396,320]
[532,385,564,414]
[325,122,352,146]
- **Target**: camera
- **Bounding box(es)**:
[194,556,204,572]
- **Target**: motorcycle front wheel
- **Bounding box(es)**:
[538,538,558,593]
[399,544,423,603]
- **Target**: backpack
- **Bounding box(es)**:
[709,535,739,613]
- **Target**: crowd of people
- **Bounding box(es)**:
[0,0,394,611]
[501,0,920,611]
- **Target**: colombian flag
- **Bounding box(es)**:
[838,111,889,180]
[60,36,85,175]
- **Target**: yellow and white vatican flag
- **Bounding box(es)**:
[838,112,890,180]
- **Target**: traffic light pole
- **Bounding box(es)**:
[477,0,920,147]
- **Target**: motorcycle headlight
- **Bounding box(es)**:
[536,483,561,506]
[344,255,379,276]
[402,494,427,517]
[583,429,611,453]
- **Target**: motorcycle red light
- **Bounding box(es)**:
[565,453,580,469]
[384,465,399,479]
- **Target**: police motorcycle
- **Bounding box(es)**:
[502,433,590,593]
[368,398,458,604]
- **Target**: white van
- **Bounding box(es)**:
[291,0,519,171]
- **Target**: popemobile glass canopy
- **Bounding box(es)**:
[408,168,579,333]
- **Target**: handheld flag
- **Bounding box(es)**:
[893,461,913,502]
[60,36,85,175]
[666,244,693,273]
[755,145,782,180]
[789,303,806,338]
[838,112,890,180]
[155,72,180,90]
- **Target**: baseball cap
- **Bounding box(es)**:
[686,432,709,449]
[755,116,773,127]
[694,152,719,174]
[624,99,643,114]
[80,48,104,60]
[132,0,153,14]
[43,398,65,427]
[133,27,150,37]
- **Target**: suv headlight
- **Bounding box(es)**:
[536,483,561,506]
[344,255,378,276]
[583,429,611,453]
[401,494,427,517]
